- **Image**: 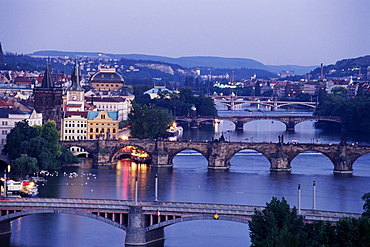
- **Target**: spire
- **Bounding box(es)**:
[41,64,55,88]
[69,60,83,91]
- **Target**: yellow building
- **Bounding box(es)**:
[87,111,119,140]
[89,68,124,91]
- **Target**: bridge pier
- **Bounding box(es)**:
[125,206,164,246]
[269,151,291,172]
[286,121,295,131]
[333,145,353,174]
[236,121,244,130]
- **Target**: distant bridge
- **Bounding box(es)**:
[0,198,361,246]
[60,139,370,174]
[212,96,317,110]
[175,115,342,131]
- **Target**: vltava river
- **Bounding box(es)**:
[7,108,370,247]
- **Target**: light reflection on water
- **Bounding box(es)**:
[8,109,370,247]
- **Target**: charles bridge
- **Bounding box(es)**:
[0,197,362,246]
[174,115,342,131]
[60,138,370,174]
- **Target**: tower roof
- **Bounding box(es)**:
[41,65,55,88]
[68,61,84,91]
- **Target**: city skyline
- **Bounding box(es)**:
[1,0,369,67]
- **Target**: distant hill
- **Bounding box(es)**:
[310,55,370,79]
[29,50,317,75]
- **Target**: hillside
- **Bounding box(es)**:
[29,50,316,75]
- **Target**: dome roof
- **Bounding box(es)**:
[89,68,124,84]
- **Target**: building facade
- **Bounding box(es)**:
[87,111,118,140]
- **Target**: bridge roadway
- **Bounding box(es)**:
[60,139,370,173]
[0,197,362,246]
[175,115,342,131]
[212,96,317,110]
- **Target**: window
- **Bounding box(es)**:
[1,130,7,135]
[96,128,99,133]
[90,128,93,132]
[101,115,105,119]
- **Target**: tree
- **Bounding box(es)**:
[4,120,77,174]
[11,154,38,175]
[128,101,173,139]
[249,197,305,247]
[3,120,38,160]
[362,192,370,217]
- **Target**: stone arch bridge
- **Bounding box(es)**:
[60,139,370,174]
[0,198,361,246]
[175,115,342,131]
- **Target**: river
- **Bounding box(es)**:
[7,106,370,247]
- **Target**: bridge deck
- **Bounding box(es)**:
[0,197,361,223]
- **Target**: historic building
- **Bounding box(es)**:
[89,68,125,92]
[61,111,88,141]
[33,65,63,130]
[64,61,85,112]
[144,85,173,99]
[87,111,118,140]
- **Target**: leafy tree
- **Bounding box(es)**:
[4,120,77,174]
[362,192,370,217]
[249,197,305,247]
[11,154,38,175]
[128,101,173,139]
[3,120,38,160]
[331,86,348,98]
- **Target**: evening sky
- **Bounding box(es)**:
[1,0,369,66]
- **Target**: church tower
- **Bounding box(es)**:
[65,61,85,111]
[34,64,63,130]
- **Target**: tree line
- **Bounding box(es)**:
[3,120,78,175]
[315,86,370,133]
[249,194,370,246]
[125,86,217,139]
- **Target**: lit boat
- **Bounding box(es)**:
[19,181,39,197]
[167,122,183,141]
[7,180,22,194]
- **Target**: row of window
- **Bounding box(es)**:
[64,129,87,134]
[64,123,87,128]
[64,136,87,140]
[89,128,116,133]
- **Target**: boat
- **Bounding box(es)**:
[19,181,39,197]
[7,180,22,194]
[167,123,183,141]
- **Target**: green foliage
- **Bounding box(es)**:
[362,192,370,217]
[250,195,370,247]
[249,197,305,247]
[315,93,370,133]
[11,154,38,174]
[134,86,217,116]
[128,101,173,139]
[4,120,76,174]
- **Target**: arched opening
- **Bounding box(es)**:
[165,220,250,247]
[9,213,125,246]
[229,149,270,173]
[290,151,333,174]
[352,153,370,177]
[171,149,208,170]
[114,146,151,164]
[69,146,91,158]
[243,120,285,142]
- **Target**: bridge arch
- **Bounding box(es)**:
[290,151,334,173]
[168,148,208,167]
[0,209,127,231]
[226,148,271,170]
[146,214,249,232]
[110,144,152,163]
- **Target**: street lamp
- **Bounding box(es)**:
[3,165,10,197]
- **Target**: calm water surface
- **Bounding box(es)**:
[8,108,370,247]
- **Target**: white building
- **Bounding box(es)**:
[85,96,133,121]
[61,111,88,140]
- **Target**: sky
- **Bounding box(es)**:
[1,0,369,66]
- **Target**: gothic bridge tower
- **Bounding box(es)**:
[34,65,63,130]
